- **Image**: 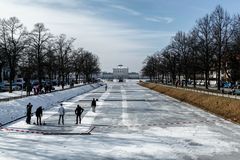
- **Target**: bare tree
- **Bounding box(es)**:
[0,47,7,82]
[211,5,233,90]
[0,17,28,92]
[171,31,191,86]
[45,41,57,81]
[195,14,214,89]
[188,29,201,88]
[141,5,240,88]
[29,23,52,83]
[81,50,100,82]
[18,47,35,83]
[55,34,75,85]
[226,15,240,82]
[142,55,158,81]
[162,46,178,85]
[154,52,166,82]
[71,48,84,83]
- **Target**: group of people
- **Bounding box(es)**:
[26,103,43,125]
[25,98,97,125]
[33,83,53,95]
[57,103,84,125]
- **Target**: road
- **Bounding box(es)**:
[0,80,240,160]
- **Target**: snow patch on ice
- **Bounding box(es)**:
[143,125,239,156]
[71,87,110,133]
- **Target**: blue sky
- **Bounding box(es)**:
[1,0,240,72]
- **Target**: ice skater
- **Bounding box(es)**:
[26,103,33,124]
[58,103,65,125]
[35,106,43,125]
[75,105,84,124]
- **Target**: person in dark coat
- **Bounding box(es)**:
[35,106,43,125]
[75,105,84,124]
[26,82,32,96]
[26,103,32,124]
[61,81,64,89]
[91,98,96,112]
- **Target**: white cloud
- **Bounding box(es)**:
[11,0,81,7]
[110,4,141,16]
[0,0,172,72]
[145,16,174,24]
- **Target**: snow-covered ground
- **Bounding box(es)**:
[0,83,84,100]
[0,80,240,160]
[0,83,101,125]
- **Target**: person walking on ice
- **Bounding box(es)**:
[26,103,33,124]
[58,103,65,125]
[105,84,107,91]
[35,106,43,125]
[75,105,84,124]
[91,98,97,112]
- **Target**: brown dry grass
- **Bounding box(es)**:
[140,82,240,124]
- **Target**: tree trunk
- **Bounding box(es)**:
[9,67,15,93]
[205,70,209,89]
[217,53,222,90]
[0,65,2,82]
[193,72,196,88]
[75,73,78,84]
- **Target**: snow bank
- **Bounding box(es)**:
[0,83,84,100]
[0,83,101,125]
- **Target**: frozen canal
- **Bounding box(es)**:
[0,81,240,160]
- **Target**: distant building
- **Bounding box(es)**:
[113,65,128,79]
[100,65,140,80]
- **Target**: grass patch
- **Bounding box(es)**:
[140,82,240,124]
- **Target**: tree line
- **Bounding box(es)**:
[0,17,100,92]
[142,5,240,90]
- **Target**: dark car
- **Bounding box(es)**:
[0,82,4,92]
[31,80,39,87]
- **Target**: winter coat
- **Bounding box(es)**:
[58,106,65,115]
[91,100,96,107]
[26,104,32,116]
[75,106,84,115]
[36,107,43,117]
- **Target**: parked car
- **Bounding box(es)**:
[232,86,240,95]
[196,80,201,85]
[31,80,39,87]
[233,89,240,95]
[0,82,5,92]
[51,79,58,86]
[1,83,21,92]
[222,82,236,88]
[209,80,217,87]
[200,81,205,86]
[15,78,25,89]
